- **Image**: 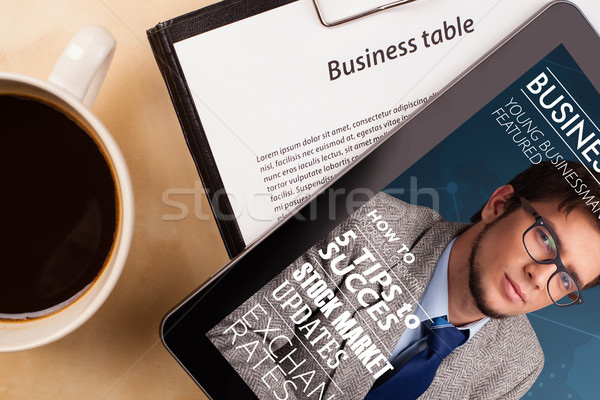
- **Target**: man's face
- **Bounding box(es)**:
[468,200,600,318]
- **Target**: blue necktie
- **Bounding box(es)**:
[364,316,467,400]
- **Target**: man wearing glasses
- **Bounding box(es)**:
[208,160,600,400]
[365,160,600,399]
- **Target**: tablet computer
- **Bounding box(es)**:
[161,2,600,398]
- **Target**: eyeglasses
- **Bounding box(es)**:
[520,198,583,307]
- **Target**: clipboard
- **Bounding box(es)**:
[146,0,424,258]
[146,0,545,258]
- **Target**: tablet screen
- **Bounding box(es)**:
[205,43,600,399]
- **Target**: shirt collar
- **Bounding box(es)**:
[418,237,489,342]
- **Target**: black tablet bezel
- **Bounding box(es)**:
[161,2,600,398]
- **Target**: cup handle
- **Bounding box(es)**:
[48,25,116,108]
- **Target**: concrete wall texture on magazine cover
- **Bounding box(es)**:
[385,45,600,400]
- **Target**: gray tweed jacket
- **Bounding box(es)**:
[208,192,544,399]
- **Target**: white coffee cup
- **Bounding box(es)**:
[0,25,134,352]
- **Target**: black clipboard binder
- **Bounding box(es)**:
[146,0,418,258]
[147,0,297,258]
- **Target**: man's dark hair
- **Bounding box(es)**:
[470,160,600,289]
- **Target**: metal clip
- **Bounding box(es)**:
[312,0,418,27]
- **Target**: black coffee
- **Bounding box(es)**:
[0,94,117,318]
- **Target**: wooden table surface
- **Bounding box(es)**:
[5,1,600,399]
[0,1,226,398]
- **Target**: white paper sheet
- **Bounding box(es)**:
[174,0,599,245]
